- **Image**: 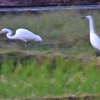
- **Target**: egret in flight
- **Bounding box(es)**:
[0,28,42,42]
[82,15,100,56]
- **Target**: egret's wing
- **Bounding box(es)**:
[16,29,37,40]
[90,33,100,50]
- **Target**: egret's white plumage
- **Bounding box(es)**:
[0,28,42,42]
[82,15,100,51]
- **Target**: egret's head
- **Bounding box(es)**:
[35,35,43,43]
[0,28,10,34]
[81,15,93,20]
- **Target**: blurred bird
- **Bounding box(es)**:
[82,15,100,55]
[0,28,42,42]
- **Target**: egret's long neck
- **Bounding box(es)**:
[6,30,17,40]
[88,17,96,34]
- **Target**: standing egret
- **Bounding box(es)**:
[82,15,100,55]
[0,28,42,42]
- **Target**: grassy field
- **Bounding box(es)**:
[0,10,100,99]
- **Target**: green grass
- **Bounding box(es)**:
[0,57,100,99]
[0,10,100,99]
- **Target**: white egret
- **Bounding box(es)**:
[0,28,42,42]
[82,15,100,52]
